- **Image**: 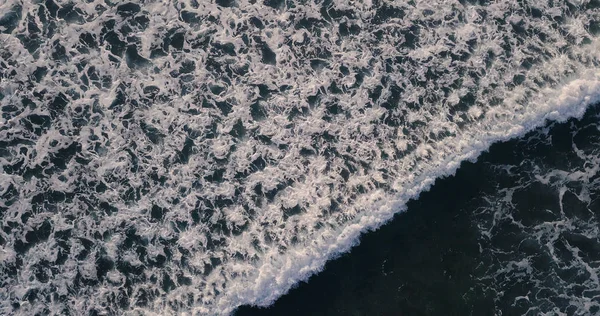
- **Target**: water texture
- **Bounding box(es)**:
[2,0,600,315]
[237,104,600,316]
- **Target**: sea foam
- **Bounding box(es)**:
[1,0,600,315]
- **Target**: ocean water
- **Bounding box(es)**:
[236,103,600,315]
[2,0,600,315]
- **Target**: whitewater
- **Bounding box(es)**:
[2,0,600,315]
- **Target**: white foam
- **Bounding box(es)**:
[2,1,600,315]
[471,108,600,314]
[217,74,600,314]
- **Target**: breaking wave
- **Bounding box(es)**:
[2,0,600,314]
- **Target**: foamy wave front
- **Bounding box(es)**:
[1,0,600,315]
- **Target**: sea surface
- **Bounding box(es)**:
[2,1,600,315]
[237,103,600,315]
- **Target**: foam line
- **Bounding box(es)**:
[223,70,600,314]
